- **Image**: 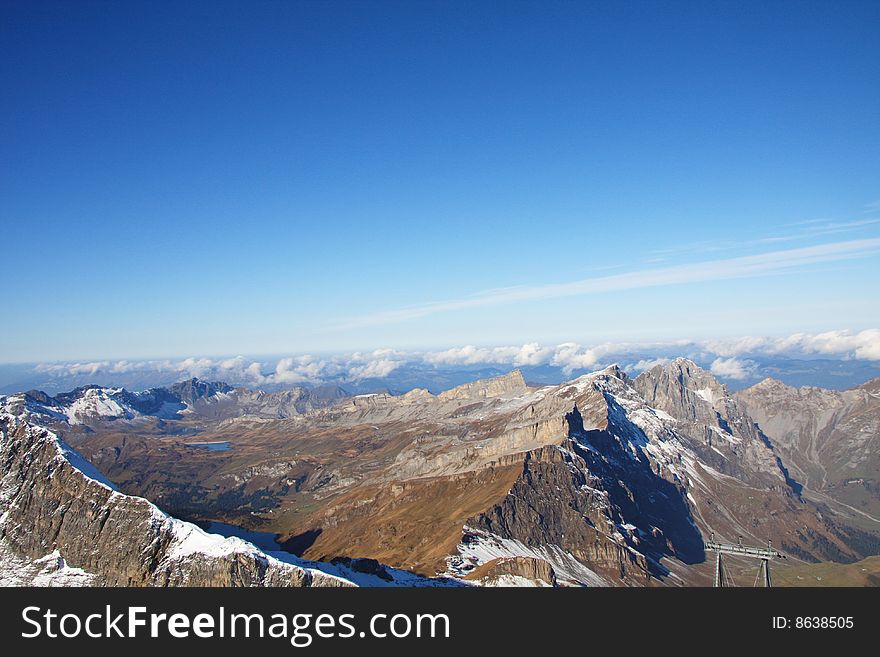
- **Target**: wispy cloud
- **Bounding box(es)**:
[333,238,880,329]
[758,218,880,242]
[649,218,880,260]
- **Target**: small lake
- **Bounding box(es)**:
[206,522,281,552]
[184,441,232,452]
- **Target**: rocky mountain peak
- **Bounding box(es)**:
[734,373,880,518]
[598,363,627,381]
[637,356,732,408]
[752,376,788,390]
[168,378,232,405]
[738,377,797,402]
[493,368,526,388]
[438,369,528,401]
[23,389,53,405]
[855,377,880,395]
[664,357,716,383]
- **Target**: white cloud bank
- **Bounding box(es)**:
[703,328,880,361]
[28,328,880,389]
[709,357,757,380]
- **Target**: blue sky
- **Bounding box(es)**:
[2,0,879,364]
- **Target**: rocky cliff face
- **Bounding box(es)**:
[736,377,880,523]
[0,412,352,587]
[455,366,706,585]
[467,444,655,585]
[635,359,789,490]
[437,369,528,401]
[464,556,558,587]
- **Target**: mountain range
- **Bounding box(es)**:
[1,359,878,586]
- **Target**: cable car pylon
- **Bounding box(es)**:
[704,533,785,587]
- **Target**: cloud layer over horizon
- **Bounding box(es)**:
[21,328,880,392]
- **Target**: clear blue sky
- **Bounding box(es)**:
[2,0,879,363]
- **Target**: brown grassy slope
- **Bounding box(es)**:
[772,556,880,587]
[688,461,862,564]
[282,462,524,575]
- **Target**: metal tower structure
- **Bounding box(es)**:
[704,534,785,587]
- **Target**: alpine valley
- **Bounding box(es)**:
[2,359,878,587]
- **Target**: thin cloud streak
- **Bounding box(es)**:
[333,238,880,329]
[649,218,880,259]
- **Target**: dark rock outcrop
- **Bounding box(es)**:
[168,378,233,406]
[471,445,652,583]
[464,556,558,587]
